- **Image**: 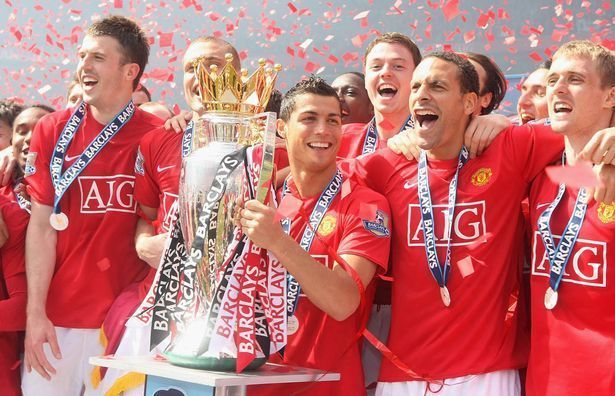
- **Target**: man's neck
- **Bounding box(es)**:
[374,110,410,140]
[291,164,337,198]
[89,95,133,125]
[564,116,611,165]
[426,125,467,161]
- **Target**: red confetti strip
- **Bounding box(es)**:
[442,0,460,22]
[158,32,173,47]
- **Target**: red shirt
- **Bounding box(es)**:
[0,196,29,396]
[526,170,615,396]
[25,106,162,328]
[250,176,391,396]
[338,122,389,160]
[352,124,563,381]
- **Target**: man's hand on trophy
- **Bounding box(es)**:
[136,232,169,268]
[237,199,285,250]
[163,110,193,133]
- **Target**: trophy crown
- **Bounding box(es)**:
[194,53,281,115]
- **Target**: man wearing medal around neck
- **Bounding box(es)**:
[22,16,163,395]
[525,41,615,396]
[349,51,569,395]
[238,76,391,396]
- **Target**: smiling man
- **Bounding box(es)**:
[338,33,420,159]
[526,40,615,396]
[21,16,162,395]
[517,62,551,124]
[331,72,374,125]
[242,76,391,395]
[350,51,564,395]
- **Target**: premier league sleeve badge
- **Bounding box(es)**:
[362,209,390,238]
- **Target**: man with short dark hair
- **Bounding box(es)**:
[244,76,391,395]
[352,51,564,395]
[331,72,374,125]
[0,100,24,150]
[22,15,162,395]
[0,105,54,211]
[338,32,421,159]
[517,61,551,124]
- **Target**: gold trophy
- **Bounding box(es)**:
[160,54,284,371]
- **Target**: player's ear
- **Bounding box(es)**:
[277,118,287,139]
[125,63,140,84]
[603,85,615,110]
[463,92,478,116]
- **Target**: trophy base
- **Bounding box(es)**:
[164,352,267,371]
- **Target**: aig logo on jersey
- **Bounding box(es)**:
[408,201,487,246]
[78,175,137,214]
[531,232,607,287]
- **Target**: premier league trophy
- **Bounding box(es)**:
[150,54,287,372]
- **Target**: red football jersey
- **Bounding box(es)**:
[337,122,390,160]
[351,124,563,381]
[250,176,391,396]
[135,128,183,234]
[25,106,162,328]
[526,170,615,396]
[0,196,29,396]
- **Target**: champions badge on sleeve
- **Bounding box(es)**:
[147,55,287,373]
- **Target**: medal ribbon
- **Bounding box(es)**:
[281,169,343,317]
[537,155,588,293]
[50,100,135,216]
[362,115,414,155]
[417,147,469,291]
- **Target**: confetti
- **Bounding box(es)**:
[442,0,460,22]
[545,161,600,188]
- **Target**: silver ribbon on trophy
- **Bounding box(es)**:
[149,54,287,372]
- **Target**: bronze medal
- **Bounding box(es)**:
[440,286,451,307]
[49,212,69,231]
[544,287,558,310]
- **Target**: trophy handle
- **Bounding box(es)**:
[254,112,277,203]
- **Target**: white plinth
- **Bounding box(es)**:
[89,355,340,388]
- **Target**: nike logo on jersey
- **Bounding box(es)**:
[536,202,551,210]
[157,165,175,173]
[404,180,417,189]
[65,154,80,162]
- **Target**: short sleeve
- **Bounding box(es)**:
[0,200,28,331]
[134,134,161,209]
[337,186,391,273]
[24,113,56,206]
[506,124,564,182]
